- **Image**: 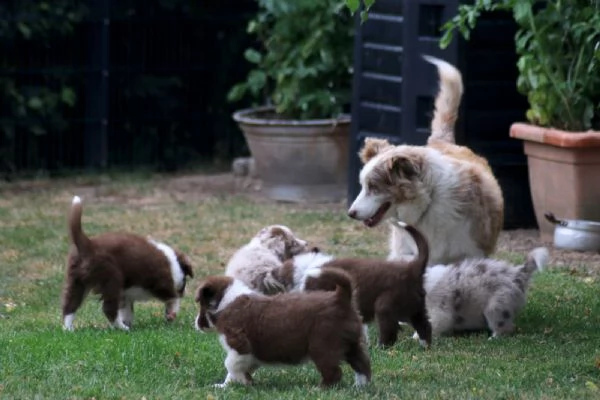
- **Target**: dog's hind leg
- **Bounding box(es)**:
[345,341,372,387]
[62,279,87,331]
[118,299,134,328]
[310,343,343,387]
[375,299,400,347]
[411,311,433,348]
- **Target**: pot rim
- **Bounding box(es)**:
[232,106,351,127]
[556,219,600,233]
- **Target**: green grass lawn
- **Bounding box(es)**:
[1,174,599,400]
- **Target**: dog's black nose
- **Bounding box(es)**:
[348,209,358,219]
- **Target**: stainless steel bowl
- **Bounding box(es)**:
[545,213,600,252]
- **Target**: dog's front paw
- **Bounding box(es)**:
[213,382,229,389]
[166,312,177,322]
[113,319,130,331]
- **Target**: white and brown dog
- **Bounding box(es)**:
[347,55,504,265]
[224,225,309,294]
[61,196,194,331]
[420,247,549,338]
[274,222,432,348]
[194,269,371,388]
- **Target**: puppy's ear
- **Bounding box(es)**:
[359,137,393,164]
[385,155,421,181]
[195,283,213,305]
[176,251,194,278]
[269,226,286,238]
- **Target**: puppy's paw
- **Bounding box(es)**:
[354,373,369,387]
[166,312,177,322]
[113,319,130,331]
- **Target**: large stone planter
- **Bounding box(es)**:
[233,107,350,203]
[510,123,600,242]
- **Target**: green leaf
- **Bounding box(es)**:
[17,22,32,39]
[227,84,247,102]
[360,10,369,23]
[364,0,376,10]
[244,49,262,64]
[27,96,43,110]
[513,2,531,25]
[61,87,76,107]
[30,125,46,135]
[345,0,359,14]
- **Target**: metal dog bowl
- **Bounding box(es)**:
[545,212,600,252]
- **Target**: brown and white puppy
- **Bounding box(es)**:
[62,196,194,331]
[224,225,309,294]
[194,270,371,388]
[347,55,504,266]
[419,247,549,338]
[276,222,432,348]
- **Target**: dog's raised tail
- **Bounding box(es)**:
[392,221,429,275]
[523,247,550,275]
[422,55,463,144]
[69,196,92,255]
[306,268,354,305]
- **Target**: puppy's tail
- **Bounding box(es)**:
[306,267,354,305]
[422,55,463,144]
[68,196,92,255]
[522,247,550,275]
[391,221,429,275]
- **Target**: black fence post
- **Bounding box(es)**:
[84,0,110,169]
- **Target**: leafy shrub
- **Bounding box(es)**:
[441,0,600,131]
[227,0,355,120]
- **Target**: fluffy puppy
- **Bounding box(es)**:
[194,270,371,388]
[421,247,549,338]
[224,225,308,294]
[62,196,194,331]
[274,222,432,348]
[347,55,504,265]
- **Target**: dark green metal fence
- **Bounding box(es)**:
[0,0,256,176]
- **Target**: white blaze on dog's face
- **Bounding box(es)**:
[254,225,308,260]
[349,147,422,228]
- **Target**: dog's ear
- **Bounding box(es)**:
[359,137,393,164]
[385,155,421,181]
[269,226,286,238]
[176,251,194,278]
[195,282,214,305]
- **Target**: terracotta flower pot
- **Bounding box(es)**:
[233,106,350,203]
[510,123,600,242]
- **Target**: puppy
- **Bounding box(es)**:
[62,196,194,331]
[194,269,371,388]
[421,247,549,338]
[276,222,432,348]
[224,225,308,294]
[347,55,504,265]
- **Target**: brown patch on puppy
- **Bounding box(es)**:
[359,137,394,164]
[305,224,432,348]
[61,196,194,331]
[194,270,371,388]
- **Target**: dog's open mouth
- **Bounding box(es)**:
[364,202,391,228]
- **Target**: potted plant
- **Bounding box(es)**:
[440,0,600,241]
[228,0,354,203]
